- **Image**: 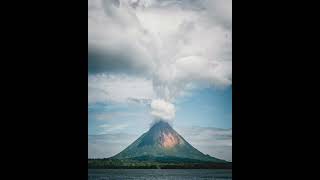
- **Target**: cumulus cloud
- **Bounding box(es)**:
[88,0,232,121]
[202,0,232,29]
[88,0,156,75]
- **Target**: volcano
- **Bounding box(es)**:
[111,121,227,163]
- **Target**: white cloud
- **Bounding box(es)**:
[88,0,232,122]
[88,74,155,104]
[88,0,156,75]
[95,111,146,121]
[88,0,232,102]
[202,0,232,29]
[99,123,129,133]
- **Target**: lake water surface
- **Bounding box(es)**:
[88,169,232,180]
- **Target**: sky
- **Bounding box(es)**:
[88,0,232,161]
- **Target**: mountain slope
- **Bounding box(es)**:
[111,121,227,163]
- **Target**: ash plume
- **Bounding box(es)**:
[88,0,232,124]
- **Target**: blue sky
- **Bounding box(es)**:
[89,86,231,135]
[88,86,232,161]
[175,86,232,129]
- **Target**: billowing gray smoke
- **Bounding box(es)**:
[88,0,232,123]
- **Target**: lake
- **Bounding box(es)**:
[88,169,232,180]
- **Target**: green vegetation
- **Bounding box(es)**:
[89,122,232,169]
[88,158,232,169]
[112,121,227,163]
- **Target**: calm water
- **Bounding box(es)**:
[88,169,232,180]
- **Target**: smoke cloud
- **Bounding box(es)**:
[88,0,232,123]
[150,99,175,122]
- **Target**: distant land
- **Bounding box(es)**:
[88,121,231,169]
[88,158,232,169]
